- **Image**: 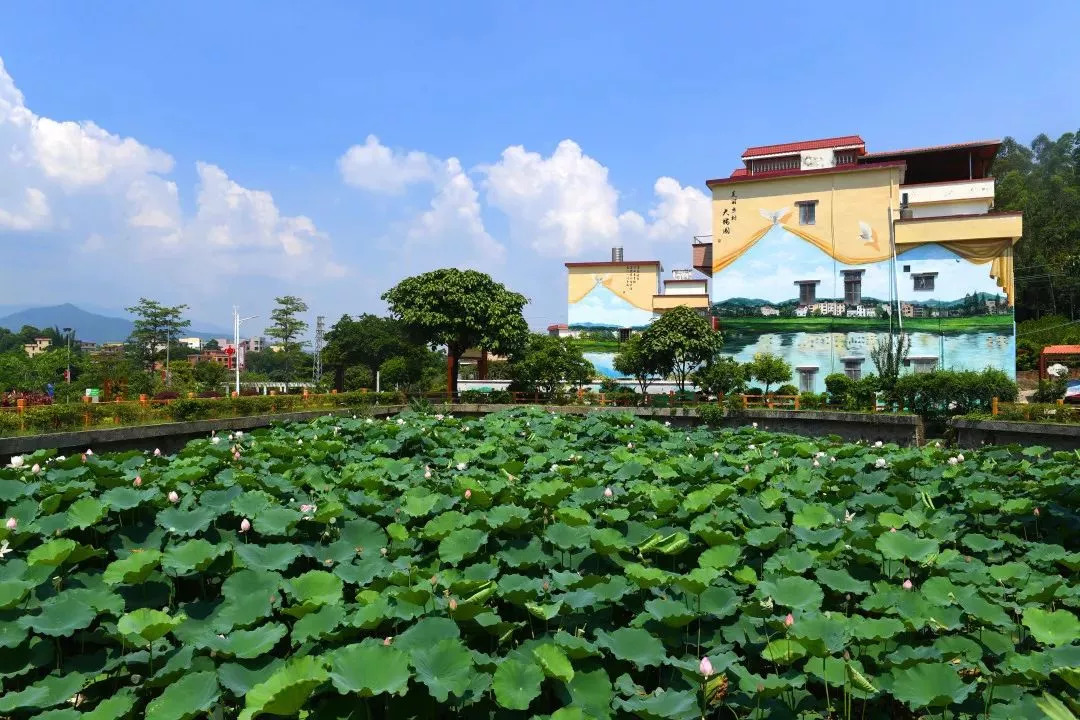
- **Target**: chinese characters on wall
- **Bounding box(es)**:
[721,191,737,236]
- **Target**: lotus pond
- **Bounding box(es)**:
[0,408,1078,719]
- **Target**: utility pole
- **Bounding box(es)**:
[312,315,325,385]
[233,307,258,397]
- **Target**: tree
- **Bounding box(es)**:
[323,313,418,389]
[612,335,662,395]
[265,296,309,389]
[509,334,594,398]
[203,338,221,351]
[125,299,190,381]
[192,360,229,393]
[747,352,791,397]
[344,365,375,391]
[639,306,721,391]
[871,332,910,391]
[382,269,529,396]
[692,356,746,397]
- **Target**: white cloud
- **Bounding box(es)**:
[0,56,343,293]
[481,139,709,257]
[338,134,438,193]
[338,136,503,262]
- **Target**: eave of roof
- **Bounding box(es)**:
[706,160,906,188]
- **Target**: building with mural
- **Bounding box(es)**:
[691,135,1022,391]
[563,249,709,377]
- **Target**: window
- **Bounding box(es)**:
[843,358,863,381]
[797,201,817,226]
[834,150,857,165]
[797,367,818,393]
[913,273,937,292]
[842,270,864,306]
[902,264,911,273]
[749,155,800,174]
[618,328,631,343]
[795,280,819,305]
[910,358,938,374]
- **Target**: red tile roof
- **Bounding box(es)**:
[742,135,864,159]
[706,160,906,188]
[1041,345,1080,356]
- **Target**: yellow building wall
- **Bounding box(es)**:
[567,263,659,311]
[711,166,903,272]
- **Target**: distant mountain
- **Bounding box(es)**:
[713,297,774,307]
[0,304,224,343]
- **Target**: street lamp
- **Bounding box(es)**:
[233,307,258,397]
[62,327,73,390]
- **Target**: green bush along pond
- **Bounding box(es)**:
[0,408,1077,718]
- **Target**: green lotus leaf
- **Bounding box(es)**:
[988,561,1031,584]
[284,570,343,616]
[485,504,530,530]
[410,637,475,702]
[533,643,575,682]
[850,616,905,641]
[0,671,86,713]
[762,637,808,664]
[888,662,973,708]
[19,595,97,637]
[745,526,785,547]
[100,486,156,511]
[568,668,613,719]
[327,639,411,696]
[699,544,741,569]
[624,563,671,589]
[963,533,1004,552]
[395,616,460,652]
[644,598,696,628]
[438,527,487,565]
[162,539,226,576]
[209,623,288,658]
[103,549,162,584]
[790,614,851,654]
[1023,608,1080,647]
[876,530,939,562]
[66,497,106,529]
[144,671,219,720]
[27,538,78,567]
[591,527,629,554]
[793,503,834,529]
[594,627,667,668]
[546,522,590,551]
[525,600,563,621]
[492,657,544,710]
[555,507,592,526]
[291,604,346,645]
[217,657,286,696]
[157,506,214,536]
[761,576,824,610]
[615,688,699,720]
[422,510,468,540]
[674,567,720,595]
[238,655,329,720]
[117,608,183,645]
[233,542,302,572]
[83,692,137,720]
[815,568,871,595]
[0,579,31,609]
[958,593,1014,628]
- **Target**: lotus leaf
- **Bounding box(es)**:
[327,639,411,696]
[237,655,328,720]
[144,671,219,720]
[493,657,544,710]
[888,662,974,708]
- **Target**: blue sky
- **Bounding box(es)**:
[0,1,1077,336]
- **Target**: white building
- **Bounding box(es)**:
[794,306,810,317]
[846,305,876,318]
[811,301,845,316]
[178,337,202,351]
[760,305,780,317]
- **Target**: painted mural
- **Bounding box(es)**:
[711,201,1014,392]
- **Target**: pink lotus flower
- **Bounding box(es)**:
[153,448,161,457]
[1034,507,1041,517]
[240,518,251,533]
[133,476,142,487]
[300,504,315,513]
[168,491,179,503]
[902,579,913,590]
[784,613,794,627]
[383,636,393,646]
[890,527,897,533]
[233,451,241,461]
[699,656,714,678]
[31,463,40,474]
[604,487,614,498]
[81,454,87,463]
[448,597,458,611]
[5,517,16,530]
[464,489,472,500]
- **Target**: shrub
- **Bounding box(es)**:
[691,356,745,397]
[697,403,726,426]
[746,352,791,397]
[891,369,1018,432]
[152,391,181,401]
[598,378,621,394]
[776,383,799,396]
[799,392,826,409]
[0,410,22,436]
[1032,378,1066,403]
[824,373,853,404]
[169,398,211,422]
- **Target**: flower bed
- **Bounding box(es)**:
[0,408,1076,717]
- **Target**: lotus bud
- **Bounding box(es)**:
[604,487,613,498]
[957,453,964,461]
[31,463,40,474]
[233,451,241,461]
[890,527,897,533]
[168,491,179,503]
[713,451,719,458]
[784,613,794,627]
[902,579,913,590]
[744,465,750,473]
[424,466,432,479]
[464,489,472,500]
[542,580,550,592]
[627,442,633,449]
[875,458,887,469]
[843,650,850,661]
[448,597,458,611]
[1034,507,1040,517]
[749,444,756,450]
[874,440,882,448]
[240,518,251,533]
[430,575,438,585]
[5,517,16,530]
[153,448,160,457]
[380,547,387,556]
[699,656,714,678]
[756,683,764,693]
[81,454,87,463]
[86,449,93,456]
[812,460,820,467]
[133,476,142,487]
[383,636,392,646]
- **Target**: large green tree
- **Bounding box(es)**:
[747,352,792,397]
[265,296,309,388]
[124,299,190,381]
[612,334,662,396]
[639,306,721,391]
[509,334,594,397]
[381,269,529,396]
[993,131,1080,321]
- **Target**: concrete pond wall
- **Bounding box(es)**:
[1,404,925,463]
[950,417,1080,451]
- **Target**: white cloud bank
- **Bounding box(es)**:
[0,57,342,287]
[338,136,710,261]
